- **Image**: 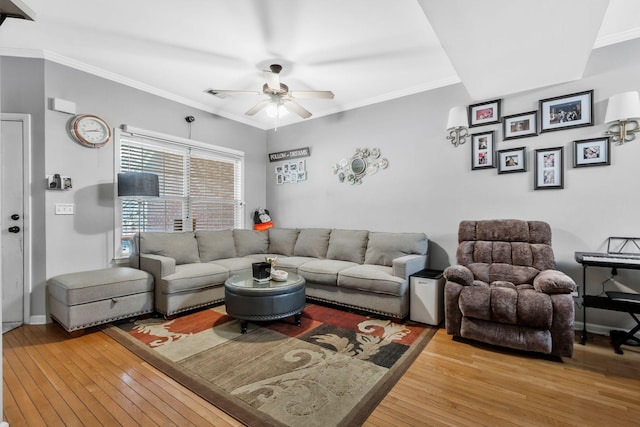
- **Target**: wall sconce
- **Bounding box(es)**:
[446,106,469,147]
[604,91,640,144]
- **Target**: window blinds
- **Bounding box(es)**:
[119,131,244,240]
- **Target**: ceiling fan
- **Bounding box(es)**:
[206,64,334,119]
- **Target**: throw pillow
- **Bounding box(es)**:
[268,228,299,256]
[196,230,237,262]
[294,228,332,258]
[326,229,369,264]
[233,229,269,256]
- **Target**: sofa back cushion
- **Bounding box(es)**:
[140,232,200,265]
[364,232,428,266]
[233,229,269,256]
[268,228,299,256]
[196,230,237,262]
[294,228,332,258]
[326,229,369,264]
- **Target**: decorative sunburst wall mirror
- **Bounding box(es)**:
[333,148,388,185]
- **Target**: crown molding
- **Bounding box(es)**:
[594,28,640,49]
[1,47,461,131]
[0,48,267,129]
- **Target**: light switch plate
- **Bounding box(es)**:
[55,203,75,215]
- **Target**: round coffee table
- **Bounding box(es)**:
[224,272,306,334]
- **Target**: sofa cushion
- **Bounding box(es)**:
[140,232,199,265]
[298,259,359,286]
[209,258,253,275]
[294,228,332,258]
[326,229,369,264]
[233,229,269,256]
[268,228,300,256]
[273,256,317,272]
[459,284,553,329]
[158,263,229,294]
[364,232,428,266]
[196,230,237,262]
[338,265,406,296]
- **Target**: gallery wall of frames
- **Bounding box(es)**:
[468,89,611,190]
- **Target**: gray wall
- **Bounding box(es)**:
[266,38,640,332]
[3,37,640,330]
[2,57,266,318]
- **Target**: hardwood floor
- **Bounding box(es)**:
[4,323,640,426]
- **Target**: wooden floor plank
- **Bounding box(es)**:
[23,324,119,426]
[3,323,640,427]
[3,333,68,426]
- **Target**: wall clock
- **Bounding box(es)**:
[68,114,112,148]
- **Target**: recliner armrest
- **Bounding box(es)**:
[392,254,426,280]
[444,265,474,287]
[533,269,576,294]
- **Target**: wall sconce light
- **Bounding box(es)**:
[446,106,469,147]
[604,91,640,144]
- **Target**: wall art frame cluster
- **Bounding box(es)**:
[275,159,307,184]
[465,88,606,190]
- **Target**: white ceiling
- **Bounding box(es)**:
[1,0,639,130]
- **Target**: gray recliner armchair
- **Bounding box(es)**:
[444,219,576,357]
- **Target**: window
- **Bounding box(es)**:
[117,126,244,255]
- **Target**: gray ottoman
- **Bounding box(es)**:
[48,267,154,333]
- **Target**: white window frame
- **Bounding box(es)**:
[113,125,245,259]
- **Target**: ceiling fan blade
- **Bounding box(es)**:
[205,89,261,99]
[264,70,281,92]
[290,90,335,99]
[245,99,270,116]
[283,99,312,119]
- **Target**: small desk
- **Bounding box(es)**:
[224,272,306,334]
[575,250,640,352]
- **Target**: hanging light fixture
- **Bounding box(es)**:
[266,98,289,131]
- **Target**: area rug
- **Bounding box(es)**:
[102,303,437,427]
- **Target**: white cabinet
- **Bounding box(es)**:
[409,269,444,325]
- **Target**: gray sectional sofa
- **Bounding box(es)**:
[133,228,428,318]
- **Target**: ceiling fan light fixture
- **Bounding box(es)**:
[266,103,289,118]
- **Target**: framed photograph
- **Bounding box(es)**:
[535,147,564,190]
[539,90,593,132]
[503,111,538,140]
[573,137,611,168]
[471,131,496,170]
[497,146,526,174]
[469,99,502,127]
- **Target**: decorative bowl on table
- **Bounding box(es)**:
[270,269,288,281]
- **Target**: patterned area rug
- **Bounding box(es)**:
[103,303,437,427]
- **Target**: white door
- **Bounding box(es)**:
[1,115,29,331]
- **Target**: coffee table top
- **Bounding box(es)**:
[225,271,305,291]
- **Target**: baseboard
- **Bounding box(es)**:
[574,321,614,337]
[29,315,47,325]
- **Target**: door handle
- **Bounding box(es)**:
[11,214,20,220]
[8,226,20,233]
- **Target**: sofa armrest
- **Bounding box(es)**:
[533,269,576,294]
[392,254,426,280]
[443,265,474,287]
[138,254,176,285]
